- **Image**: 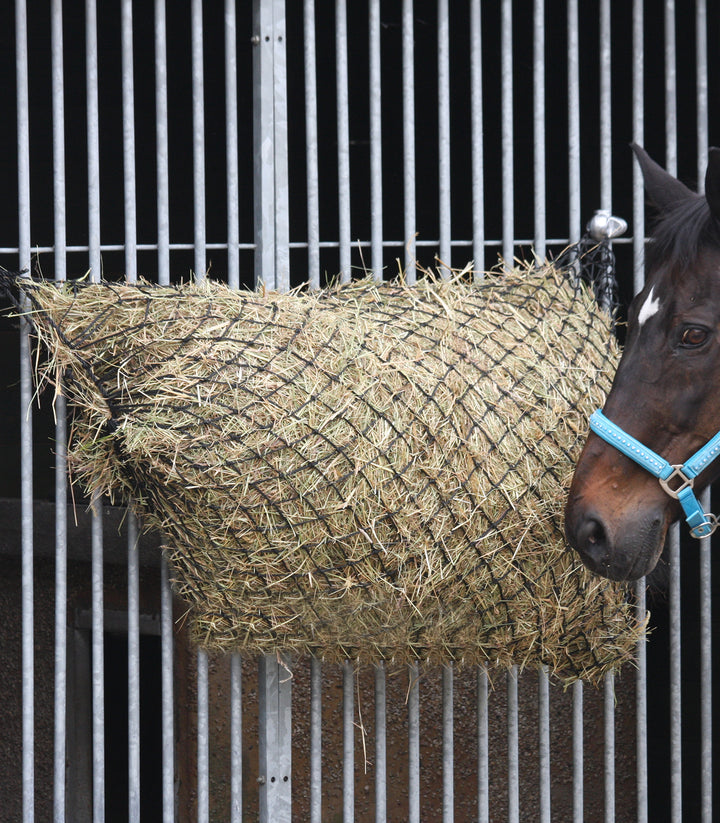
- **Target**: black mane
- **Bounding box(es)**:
[646,192,720,273]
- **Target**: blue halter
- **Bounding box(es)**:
[589,409,720,538]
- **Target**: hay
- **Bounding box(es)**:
[8,262,646,684]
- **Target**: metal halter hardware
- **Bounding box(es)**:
[589,409,720,539]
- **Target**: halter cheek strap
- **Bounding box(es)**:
[589,409,720,538]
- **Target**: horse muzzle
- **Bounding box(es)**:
[564,500,669,581]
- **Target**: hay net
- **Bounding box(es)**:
[1,242,645,685]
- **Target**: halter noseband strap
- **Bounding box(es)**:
[589,409,720,539]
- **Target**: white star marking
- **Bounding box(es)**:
[638,286,660,327]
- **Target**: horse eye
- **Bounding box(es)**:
[680,327,709,347]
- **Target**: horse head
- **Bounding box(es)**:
[565,145,720,580]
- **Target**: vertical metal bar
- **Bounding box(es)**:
[160,560,175,823]
[408,662,420,823]
[303,0,320,288]
[402,0,416,281]
[469,0,484,276]
[155,0,170,287]
[343,660,354,822]
[538,667,551,823]
[122,0,137,284]
[599,0,612,210]
[369,0,383,281]
[442,664,454,823]
[501,0,514,267]
[272,0,289,291]
[632,0,645,296]
[374,663,387,823]
[191,0,206,281]
[507,666,519,823]
[698,489,712,823]
[155,5,174,819]
[197,650,209,823]
[336,0,351,282]
[121,4,140,818]
[230,654,243,823]
[567,0,581,243]
[664,0,677,175]
[669,526,682,822]
[604,671,615,823]
[86,2,105,819]
[127,516,141,822]
[225,0,240,289]
[477,667,489,823]
[310,658,322,823]
[258,654,292,822]
[16,1,33,818]
[51,1,68,819]
[631,9,648,823]
[696,14,711,822]
[572,680,583,822]
[533,0,546,260]
[437,0,451,274]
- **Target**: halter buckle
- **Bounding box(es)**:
[658,465,694,499]
[690,512,719,539]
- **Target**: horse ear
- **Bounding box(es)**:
[704,147,720,221]
[631,143,694,212]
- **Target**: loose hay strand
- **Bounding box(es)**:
[10,263,645,685]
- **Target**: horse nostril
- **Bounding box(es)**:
[575,516,610,567]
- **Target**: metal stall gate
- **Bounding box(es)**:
[1,1,717,820]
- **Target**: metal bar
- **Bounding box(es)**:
[51,1,68,819]
[160,560,175,823]
[501,0,514,267]
[374,663,387,823]
[477,667,489,823]
[408,662,420,823]
[225,0,240,289]
[121,4,140,817]
[573,679,583,822]
[442,664,453,823]
[698,490,712,823]
[402,0,416,280]
[191,0,206,281]
[230,654,243,823]
[533,0,546,259]
[197,650,210,823]
[369,0,383,280]
[631,10,648,823]
[336,0,351,282]
[696,14,711,822]
[272,0,290,291]
[604,671,615,823]
[303,0,320,288]
[470,0,484,275]
[16,3,33,818]
[669,526,682,822]
[507,666,519,823]
[258,654,292,822]
[155,0,170,286]
[127,515,141,822]
[599,0,612,210]
[343,660,354,822]
[437,0,451,274]
[310,658,322,823]
[122,0,137,284]
[664,0,677,175]
[538,667,551,823]
[85,3,105,819]
[567,0,580,243]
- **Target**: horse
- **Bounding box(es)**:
[565,144,720,581]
